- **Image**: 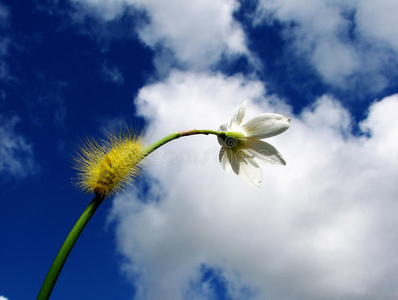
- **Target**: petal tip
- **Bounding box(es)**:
[230,101,248,128]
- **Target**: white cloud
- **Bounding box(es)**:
[255,0,398,90]
[0,296,10,300]
[134,0,247,70]
[0,115,39,179]
[70,0,248,71]
[108,71,398,299]
[355,0,398,50]
[71,0,127,21]
[58,0,398,91]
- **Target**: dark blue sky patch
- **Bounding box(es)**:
[187,264,257,300]
[188,264,232,300]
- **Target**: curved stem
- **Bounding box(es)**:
[37,195,105,300]
[142,129,224,158]
[37,129,223,299]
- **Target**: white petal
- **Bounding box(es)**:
[242,113,290,139]
[219,147,232,173]
[228,149,241,175]
[230,101,247,130]
[218,122,229,132]
[237,155,263,187]
[244,139,286,165]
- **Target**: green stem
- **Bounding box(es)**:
[142,129,224,157]
[37,195,105,300]
[37,129,223,299]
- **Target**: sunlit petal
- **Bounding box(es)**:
[244,139,286,165]
[230,101,247,129]
[237,155,262,187]
[242,113,290,139]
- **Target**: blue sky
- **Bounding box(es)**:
[1,1,398,299]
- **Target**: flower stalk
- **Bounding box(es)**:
[142,129,224,158]
[37,101,290,299]
[37,194,105,300]
[37,129,224,300]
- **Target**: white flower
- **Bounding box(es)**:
[218,101,291,187]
